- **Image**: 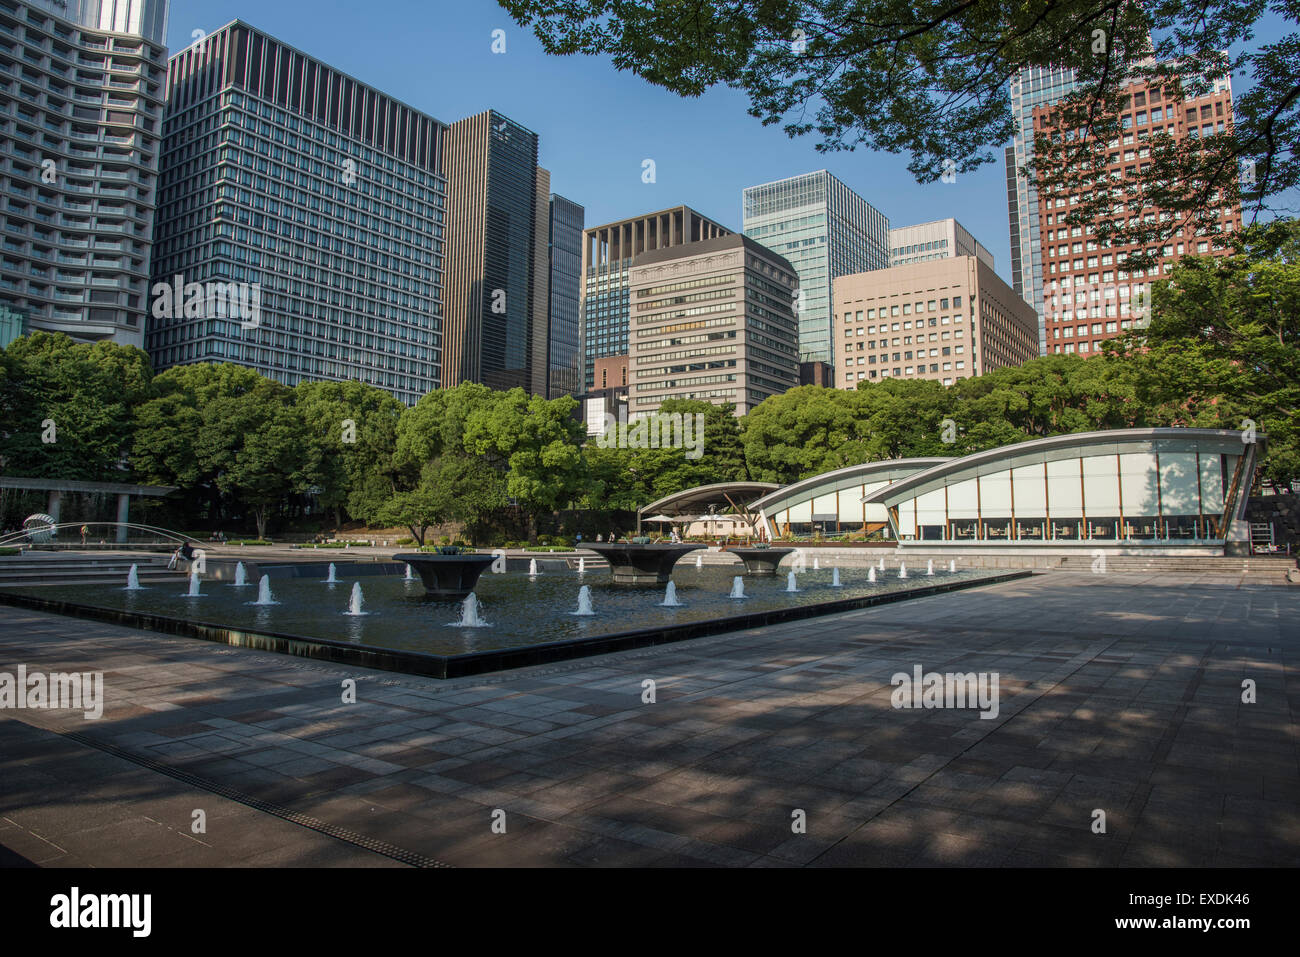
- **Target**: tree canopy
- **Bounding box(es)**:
[497,0,1297,255]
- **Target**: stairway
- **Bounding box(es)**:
[0,555,183,588]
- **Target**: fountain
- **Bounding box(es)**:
[927,560,935,576]
[405,564,415,582]
[250,575,277,606]
[394,550,497,600]
[813,556,820,570]
[185,570,202,597]
[529,558,540,577]
[949,559,957,573]
[868,567,877,583]
[696,553,703,569]
[729,577,746,599]
[125,565,142,591]
[785,571,800,593]
[899,562,908,579]
[451,592,490,628]
[727,546,795,576]
[233,562,248,587]
[572,585,595,616]
[344,582,366,616]
[831,567,842,587]
[578,557,586,575]
[879,557,886,572]
[582,542,705,585]
[324,562,338,584]
[660,581,684,607]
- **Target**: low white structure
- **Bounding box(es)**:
[862,429,1264,555]
[753,459,950,539]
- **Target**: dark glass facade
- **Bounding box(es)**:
[147,21,447,404]
[547,193,583,397]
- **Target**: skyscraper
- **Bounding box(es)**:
[147,21,447,404]
[580,205,730,391]
[546,193,583,398]
[1034,74,1242,357]
[742,170,889,368]
[0,0,170,346]
[1006,66,1079,355]
[442,110,552,395]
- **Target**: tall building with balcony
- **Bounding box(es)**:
[890,218,994,268]
[742,170,889,368]
[443,110,554,395]
[628,233,800,417]
[0,0,170,346]
[580,205,730,391]
[147,21,447,404]
[1034,75,1242,357]
[833,257,1039,389]
[546,192,583,398]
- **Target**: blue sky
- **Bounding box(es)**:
[167,0,1287,289]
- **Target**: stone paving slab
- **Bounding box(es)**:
[0,570,1296,867]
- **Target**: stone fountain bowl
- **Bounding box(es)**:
[393,552,496,600]
[726,546,796,576]
[582,542,705,585]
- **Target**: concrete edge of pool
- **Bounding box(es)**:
[0,570,1035,679]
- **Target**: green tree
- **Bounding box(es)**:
[741,386,868,483]
[499,0,1298,251]
[583,399,750,508]
[133,363,264,523]
[133,363,304,536]
[218,394,306,540]
[295,380,403,527]
[948,354,1146,452]
[380,454,509,546]
[463,390,586,541]
[854,378,957,459]
[0,332,154,482]
[1105,219,1300,485]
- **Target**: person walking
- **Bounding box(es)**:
[80,524,89,546]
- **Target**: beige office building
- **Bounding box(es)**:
[834,257,1038,388]
[628,234,799,416]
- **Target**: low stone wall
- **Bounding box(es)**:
[1247,494,1300,549]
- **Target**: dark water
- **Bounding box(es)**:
[8,564,993,657]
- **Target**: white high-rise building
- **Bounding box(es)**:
[0,0,170,345]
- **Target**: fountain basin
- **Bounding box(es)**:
[726,547,796,577]
[393,553,497,600]
[582,543,705,585]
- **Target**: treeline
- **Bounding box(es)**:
[0,222,1294,538]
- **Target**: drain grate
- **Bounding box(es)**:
[53,726,453,869]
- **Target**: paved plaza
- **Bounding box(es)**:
[0,571,1296,867]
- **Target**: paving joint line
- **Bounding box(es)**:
[3,714,451,868]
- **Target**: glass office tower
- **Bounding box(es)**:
[547,193,583,398]
[1006,66,1078,356]
[0,0,170,346]
[148,21,447,404]
[442,110,553,394]
[742,170,888,367]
